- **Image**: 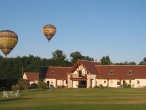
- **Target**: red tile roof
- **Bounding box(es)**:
[41,66,71,80]
[96,65,146,79]
[68,60,100,74]
[24,72,39,81]
[40,60,146,80]
[80,60,100,74]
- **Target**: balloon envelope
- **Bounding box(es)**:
[42,24,56,42]
[0,30,18,57]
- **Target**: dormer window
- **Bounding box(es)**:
[109,70,114,75]
[51,71,55,75]
[127,70,133,75]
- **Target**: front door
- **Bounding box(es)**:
[47,81,50,87]
[79,81,87,88]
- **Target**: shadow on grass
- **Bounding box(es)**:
[0,97,31,102]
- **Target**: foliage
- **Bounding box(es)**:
[123,83,131,88]
[94,85,99,88]
[70,51,94,65]
[37,80,47,89]
[115,61,137,65]
[5,79,17,90]
[139,57,146,65]
[100,56,111,65]
[0,51,145,79]
[11,84,20,92]
[18,79,30,90]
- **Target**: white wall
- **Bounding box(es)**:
[23,74,27,79]
[72,81,78,88]
[44,79,56,87]
[44,79,67,88]
[96,79,146,88]
[134,79,146,88]
[90,74,96,88]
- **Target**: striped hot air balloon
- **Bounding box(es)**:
[0,30,18,57]
[42,24,56,42]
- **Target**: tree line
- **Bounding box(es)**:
[0,49,146,79]
[100,56,146,65]
[0,50,93,79]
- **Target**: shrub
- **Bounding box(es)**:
[18,79,30,90]
[37,80,47,90]
[94,85,98,88]
[123,83,131,88]
[11,84,20,92]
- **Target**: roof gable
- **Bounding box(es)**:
[68,60,100,75]
[24,72,39,81]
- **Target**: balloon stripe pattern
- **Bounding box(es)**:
[42,24,56,41]
[0,30,18,57]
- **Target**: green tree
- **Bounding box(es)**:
[11,84,20,92]
[100,56,111,65]
[51,50,71,67]
[82,56,94,61]
[70,51,83,65]
[5,79,17,90]
[139,57,146,65]
[52,50,66,61]
[115,61,137,65]
[18,79,30,90]
[37,80,47,90]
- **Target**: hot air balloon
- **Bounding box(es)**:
[0,30,18,58]
[42,24,56,42]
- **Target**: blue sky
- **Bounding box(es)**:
[0,0,146,64]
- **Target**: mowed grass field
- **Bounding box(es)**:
[1,88,146,110]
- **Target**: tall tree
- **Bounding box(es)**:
[70,51,83,65]
[100,56,111,65]
[52,50,66,61]
[82,56,94,61]
[139,57,146,65]
[51,50,71,66]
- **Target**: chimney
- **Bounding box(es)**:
[94,59,98,62]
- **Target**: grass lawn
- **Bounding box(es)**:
[1,88,146,110]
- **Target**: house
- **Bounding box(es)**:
[40,66,71,88]
[95,65,146,88]
[23,72,39,86]
[67,60,100,88]
[24,60,146,88]
[67,60,146,88]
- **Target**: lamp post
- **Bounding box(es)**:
[21,66,24,78]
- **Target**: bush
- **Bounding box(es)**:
[94,85,98,88]
[11,84,20,92]
[123,83,131,88]
[18,79,30,90]
[37,80,47,90]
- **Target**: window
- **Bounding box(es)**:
[117,81,120,85]
[51,71,55,75]
[127,70,133,75]
[109,70,114,75]
[137,80,140,84]
[129,80,131,84]
[104,81,106,83]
